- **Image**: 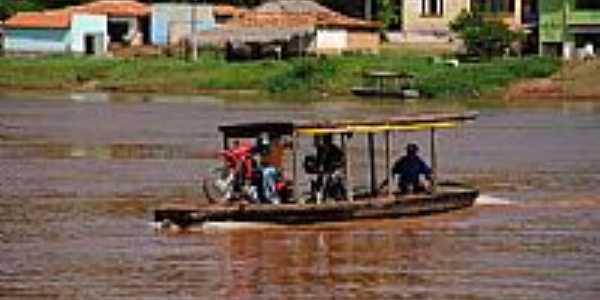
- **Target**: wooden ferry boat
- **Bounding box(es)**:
[351,71,420,99]
[154,112,479,227]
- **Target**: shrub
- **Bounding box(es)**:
[264,58,337,92]
[450,10,524,58]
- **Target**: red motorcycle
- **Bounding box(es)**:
[202,142,290,204]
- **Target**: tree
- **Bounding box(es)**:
[450,10,523,58]
[376,0,399,30]
[0,0,44,20]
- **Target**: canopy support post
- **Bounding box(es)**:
[343,133,353,202]
[368,132,377,196]
[292,132,300,203]
[385,130,393,199]
[430,128,437,193]
[223,133,229,150]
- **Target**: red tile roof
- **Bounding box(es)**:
[74,0,150,17]
[214,4,245,17]
[240,1,381,29]
[3,1,149,29]
[316,12,382,29]
[4,10,72,29]
[4,0,150,29]
[226,11,381,30]
[226,12,315,28]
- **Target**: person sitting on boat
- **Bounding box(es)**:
[392,143,432,194]
[314,134,346,201]
[259,135,287,204]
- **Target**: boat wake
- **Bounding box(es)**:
[149,221,284,232]
[475,194,514,206]
[195,222,284,231]
[148,221,179,231]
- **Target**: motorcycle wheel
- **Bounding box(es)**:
[202,168,232,204]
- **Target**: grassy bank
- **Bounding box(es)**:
[0,51,560,99]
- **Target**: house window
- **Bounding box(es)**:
[422,0,444,17]
[472,0,515,13]
[575,0,600,10]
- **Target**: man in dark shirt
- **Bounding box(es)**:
[314,134,345,201]
[392,143,432,194]
[316,134,344,174]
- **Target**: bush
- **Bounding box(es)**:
[450,10,524,58]
[414,56,560,98]
[264,58,337,93]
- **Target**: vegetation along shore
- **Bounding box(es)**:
[0,50,560,99]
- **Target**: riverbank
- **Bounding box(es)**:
[505,59,600,101]
[0,52,560,99]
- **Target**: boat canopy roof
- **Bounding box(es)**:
[219,122,296,138]
[218,112,477,137]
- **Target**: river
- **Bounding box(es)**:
[1,92,599,300]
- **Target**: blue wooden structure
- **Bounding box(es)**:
[3,28,70,53]
[151,3,215,46]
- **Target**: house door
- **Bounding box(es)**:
[84,34,105,56]
[85,35,96,55]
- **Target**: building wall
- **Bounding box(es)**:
[152,4,186,45]
[314,29,348,54]
[4,28,71,53]
[472,0,523,29]
[311,29,379,55]
[539,0,565,44]
[539,0,600,56]
[402,0,470,39]
[347,31,380,54]
[70,14,108,54]
[151,4,215,46]
[400,0,528,42]
[568,6,600,25]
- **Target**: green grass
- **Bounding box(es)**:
[262,54,560,98]
[0,52,560,99]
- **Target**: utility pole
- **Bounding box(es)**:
[191,1,198,61]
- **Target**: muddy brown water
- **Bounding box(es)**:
[1,92,600,300]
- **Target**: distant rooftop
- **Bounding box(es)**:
[214,4,245,17]
[3,0,149,29]
[226,0,381,30]
[4,10,72,29]
[254,0,332,14]
[224,11,379,30]
[72,0,150,17]
[193,0,380,46]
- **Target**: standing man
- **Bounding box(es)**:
[392,143,432,194]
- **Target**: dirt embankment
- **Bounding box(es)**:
[506,60,600,100]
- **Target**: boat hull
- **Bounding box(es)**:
[351,87,420,99]
[155,186,478,227]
